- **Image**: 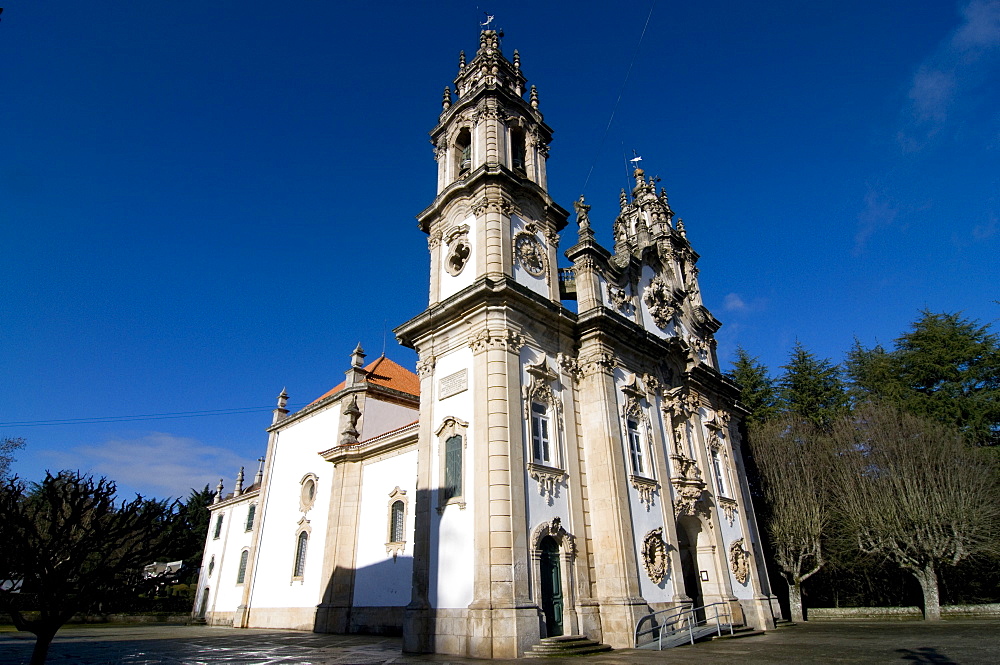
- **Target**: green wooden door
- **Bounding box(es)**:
[539,536,563,636]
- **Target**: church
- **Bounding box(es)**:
[193,28,779,658]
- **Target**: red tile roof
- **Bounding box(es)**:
[308,356,420,406]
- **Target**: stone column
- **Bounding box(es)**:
[575,343,648,648]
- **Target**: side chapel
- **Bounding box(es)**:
[194,29,779,658]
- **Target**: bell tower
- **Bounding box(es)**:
[421,29,568,307]
[397,29,575,659]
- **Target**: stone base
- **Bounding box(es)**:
[403,605,544,658]
[244,606,317,631]
[739,595,778,631]
[596,598,650,649]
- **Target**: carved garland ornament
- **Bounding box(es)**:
[642,528,670,584]
[643,275,677,328]
[729,538,751,586]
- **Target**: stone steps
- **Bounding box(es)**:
[524,635,613,658]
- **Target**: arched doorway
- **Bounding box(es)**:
[676,522,704,617]
[539,536,563,637]
[197,587,210,619]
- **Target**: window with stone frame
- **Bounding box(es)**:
[299,473,318,513]
[711,449,729,497]
[627,417,646,476]
[385,486,409,556]
[245,504,256,532]
[436,417,468,511]
[213,514,223,540]
[292,530,309,579]
[530,401,553,465]
[236,549,249,584]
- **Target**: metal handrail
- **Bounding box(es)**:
[634,601,735,649]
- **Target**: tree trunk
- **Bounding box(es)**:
[30,628,57,665]
[788,581,805,622]
[911,564,941,621]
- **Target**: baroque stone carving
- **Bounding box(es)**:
[577,351,615,379]
[416,355,436,378]
[607,284,633,313]
[642,528,670,584]
[719,497,738,526]
[643,274,678,328]
[531,517,576,558]
[513,231,547,277]
[730,538,750,585]
[472,196,515,217]
[630,475,659,509]
[527,462,567,504]
[443,224,470,276]
[469,328,526,354]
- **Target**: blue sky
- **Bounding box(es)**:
[3,1,998,500]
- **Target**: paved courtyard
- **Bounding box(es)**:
[1,620,998,665]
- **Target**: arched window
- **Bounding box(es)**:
[245,504,256,531]
[510,126,526,173]
[455,128,472,176]
[390,500,405,543]
[293,531,309,578]
[236,549,249,584]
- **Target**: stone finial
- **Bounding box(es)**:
[677,218,686,237]
[214,478,224,504]
[351,343,366,368]
[513,49,520,71]
[620,188,628,210]
[254,457,265,486]
[277,388,288,409]
[530,85,539,109]
[234,466,245,497]
[273,388,289,424]
[339,394,362,446]
[458,50,466,70]
[442,86,452,111]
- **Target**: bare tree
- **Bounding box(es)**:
[0,437,25,479]
[749,417,833,622]
[0,471,173,665]
[830,404,1000,620]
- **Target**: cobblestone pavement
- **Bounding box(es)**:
[1,620,998,665]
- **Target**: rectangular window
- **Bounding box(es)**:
[531,402,551,464]
[245,504,256,532]
[712,450,728,497]
[627,419,645,475]
[213,515,223,540]
[443,434,463,502]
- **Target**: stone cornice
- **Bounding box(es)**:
[209,487,260,511]
[395,275,577,350]
[416,166,569,233]
[319,422,419,465]
[267,383,419,434]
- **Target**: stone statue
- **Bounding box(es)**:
[573,195,591,230]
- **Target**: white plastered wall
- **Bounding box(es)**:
[428,346,475,609]
[359,398,419,441]
[352,449,418,607]
[196,496,257,619]
[247,406,337,613]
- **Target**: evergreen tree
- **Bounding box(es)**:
[778,342,847,429]
[728,346,780,425]
[0,437,25,479]
[847,311,1000,445]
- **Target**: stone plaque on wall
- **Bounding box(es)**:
[439,369,468,399]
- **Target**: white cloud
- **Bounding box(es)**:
[38,432,253,500]
[855,189,900,253]
[723,293,748,312]
[899,0,1000,151]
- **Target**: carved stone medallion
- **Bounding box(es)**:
[642,527,670,584]
[729,537,750,585]
[643,275,678,328]
[513,231,547,277]
[443,225,471,276]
